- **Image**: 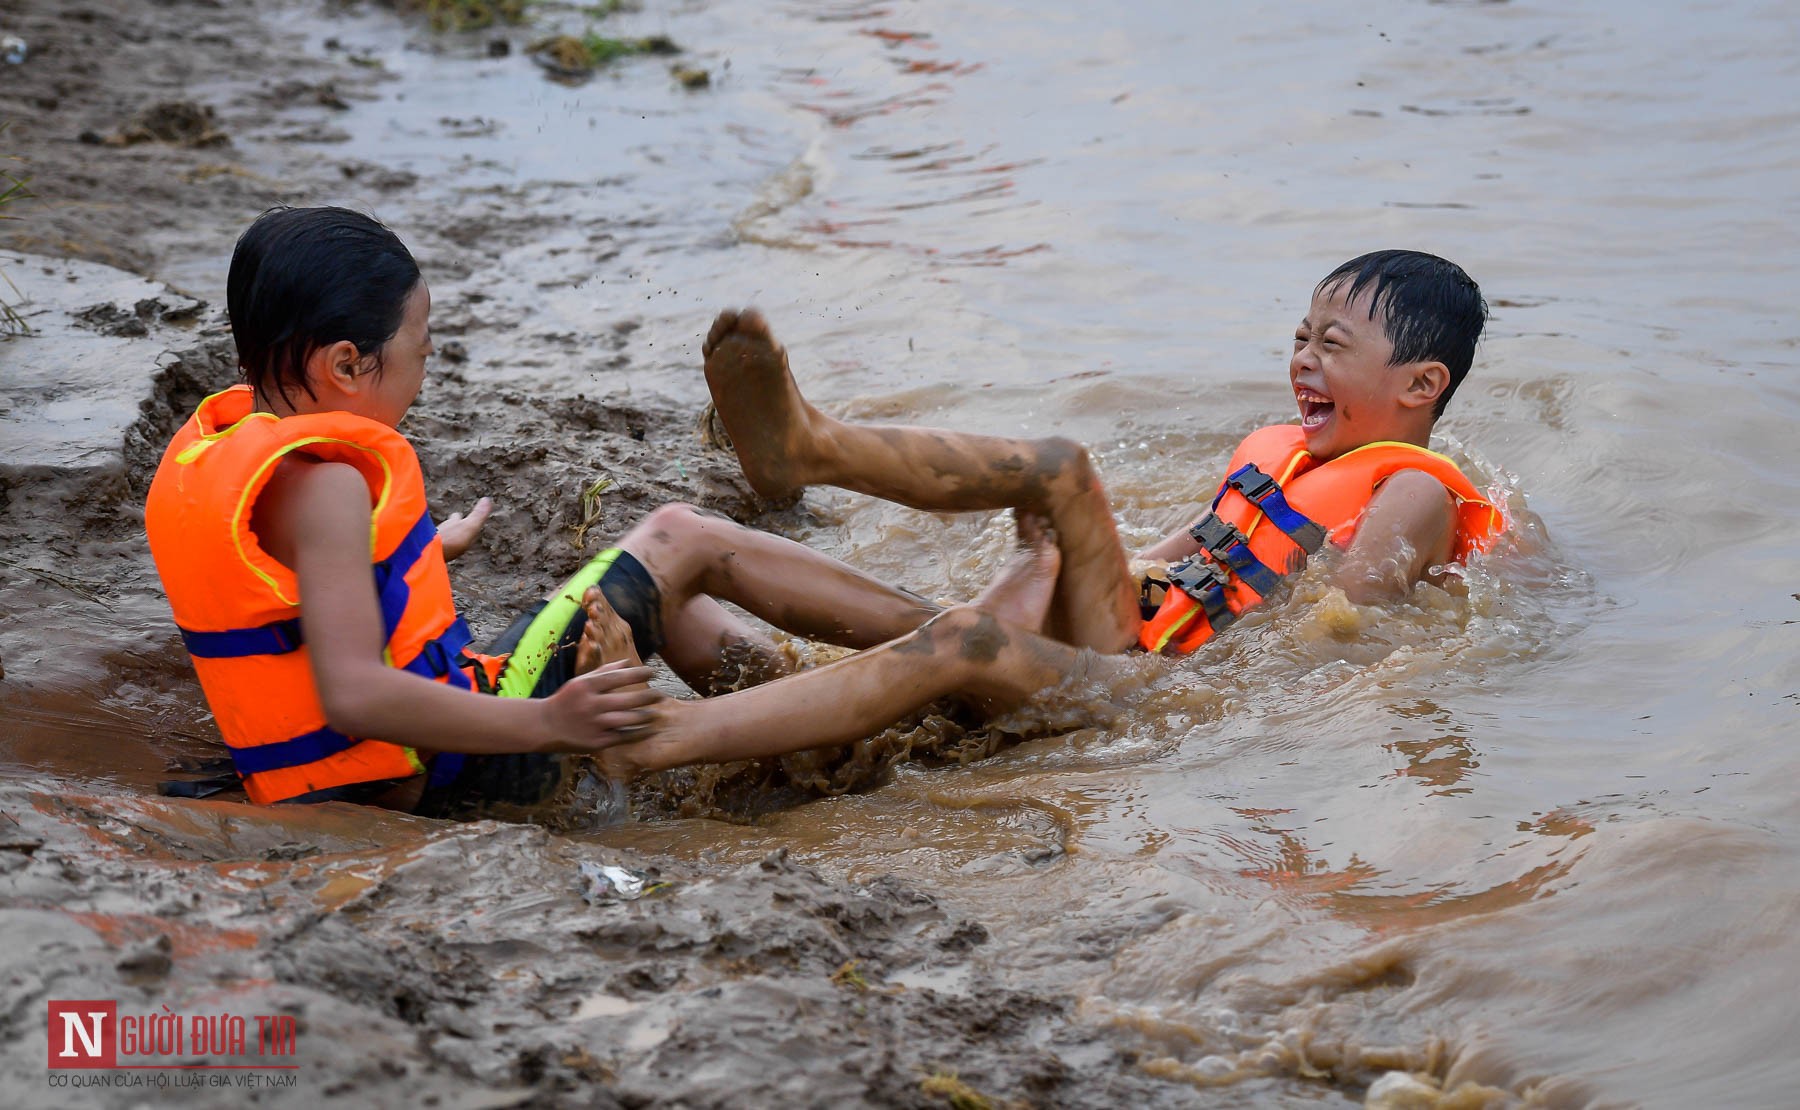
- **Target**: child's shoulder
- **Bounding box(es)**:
[251,456,376,568]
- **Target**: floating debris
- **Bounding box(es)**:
[96,101,230,149]
[670,64,710,89]
[577,860,670,903]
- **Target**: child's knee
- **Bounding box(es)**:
[1036,436,1098,495]
[625,501,706,549]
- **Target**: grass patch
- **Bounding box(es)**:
[529,30,678,77]
[580,29,678,62]
[0,122,31,336]
[830,960,871,992]
[919,1071,992,1110]
[572,474,613,548]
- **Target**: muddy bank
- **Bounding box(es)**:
[1,777,1180,1109]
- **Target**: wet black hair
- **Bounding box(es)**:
[1317,249,1486,418]
[226,206,421,408]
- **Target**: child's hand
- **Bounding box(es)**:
[438,497,494,561]
[537,658,662,753]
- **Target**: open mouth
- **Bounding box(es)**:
[1296,386,1334,430]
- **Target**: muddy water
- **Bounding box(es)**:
[8,0,1800,1105]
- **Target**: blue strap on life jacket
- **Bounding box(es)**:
[227,616,473,780]
[372,511,442,639]
[1167,556,1237,636]
[180,617,304,658]
[1224,464,1328,553]
[1167,463,1329,626]
[178,511,457,666]
[398,617,476,692]
[1188,514,1284,596]
[228,725,359,775]
[426,753,467,789]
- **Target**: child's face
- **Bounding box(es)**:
[365,281,433,428]
[1289,281,1420,460]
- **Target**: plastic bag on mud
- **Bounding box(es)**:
[577,860,670,904]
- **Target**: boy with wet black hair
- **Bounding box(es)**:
[1313,248,1488,419]
[693,249,1498,647]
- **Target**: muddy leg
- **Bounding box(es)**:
[658,594,795,695]
[702,308,1139,652]
[602,531,1081,775]
[617,502,939,653]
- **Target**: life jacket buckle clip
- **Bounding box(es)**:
[1227,464,1280,503]
[1189,513,1251,558]
[1167,554,1230,603]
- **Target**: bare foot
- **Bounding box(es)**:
[971,517,1062,634]
[594,742,643,784]
[574,586,643,676]
[701,308,822,500]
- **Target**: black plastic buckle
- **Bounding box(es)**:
[1167,555,1230,602]
[268,620,303,653]
[421,639,452,678]
[1228,465,1280,503]
[1189,514,1250,558]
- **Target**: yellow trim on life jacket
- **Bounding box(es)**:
[229,437,394,607]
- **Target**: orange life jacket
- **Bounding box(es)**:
[145,385,475,804]
[1138,425,1503,655]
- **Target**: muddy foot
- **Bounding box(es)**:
[594,739,643,784]
[701,308,821,500]
[972,516,1061,635]
[574,586,643,675]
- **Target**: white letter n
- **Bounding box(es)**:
[58,1012,105,1058]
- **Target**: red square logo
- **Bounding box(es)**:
[47,1001,116,1068]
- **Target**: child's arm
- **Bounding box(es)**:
[266,460,661,756]
[1135,518,1207,564]
[1329,469,1455,604]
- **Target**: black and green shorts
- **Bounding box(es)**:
[412,547,665,817]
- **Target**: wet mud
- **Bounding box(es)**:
[1,778,1178,1108]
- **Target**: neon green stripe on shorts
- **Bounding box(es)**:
[493,548,623,699]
